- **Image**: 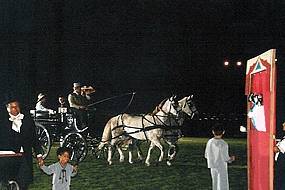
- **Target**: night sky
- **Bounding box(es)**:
[0,1,285,123]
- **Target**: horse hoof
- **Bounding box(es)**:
[108,161,112,165]
[167,161,172,166]
[129,161,134,164]
[146,163,150,166]
[119,159,124,163]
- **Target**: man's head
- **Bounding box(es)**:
[37,93,46,103]
[73,82,81,94]
[6,101,21,116]
[58,95,65,105]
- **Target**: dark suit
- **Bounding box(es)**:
[0,111,42,189]
[275,152,285,190]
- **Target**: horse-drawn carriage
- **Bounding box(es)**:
[32,94,198,166]
[31,107,105,163]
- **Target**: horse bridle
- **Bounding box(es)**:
[156,97,181,118]
[181,98,198,119]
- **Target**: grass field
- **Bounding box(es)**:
[29,137,247,190]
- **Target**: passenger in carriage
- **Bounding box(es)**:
[57,95,69,124]
[35,93,56,114]
[58,95,68,108]
[68,82,91,128]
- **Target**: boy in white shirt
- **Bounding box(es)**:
[205,124,235,190]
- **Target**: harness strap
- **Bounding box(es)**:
[141,115,149,142]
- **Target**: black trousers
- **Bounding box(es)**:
[275,153,285,190]
[70,108,88,130]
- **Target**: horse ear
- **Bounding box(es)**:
[187,95,193,100]
[170,95,177,101]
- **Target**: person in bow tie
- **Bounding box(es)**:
[0,98,44,190]
[39,147,78,190]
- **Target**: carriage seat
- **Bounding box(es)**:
[30,110,58,122]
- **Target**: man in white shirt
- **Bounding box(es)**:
[0,98,43,190]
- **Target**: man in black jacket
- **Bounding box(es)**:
[0,98,43,190]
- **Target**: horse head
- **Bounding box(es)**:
[178,95,198,119]
[157,95,181,117]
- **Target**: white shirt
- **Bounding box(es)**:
[205,138,231,168]
[9,113,24,152]
[41,162,77,190]
[36,101,55,114]
[9,113,24,133]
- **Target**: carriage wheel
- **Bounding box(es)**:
[62,133,88,163]
[8,180,19,190]
[35,122,51,159]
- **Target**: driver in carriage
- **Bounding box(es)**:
[68,82,94,129]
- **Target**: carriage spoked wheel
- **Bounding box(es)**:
[35,122,51,159]
[8,180,20,190]
[0,180,19,190]
[62,133,88,163]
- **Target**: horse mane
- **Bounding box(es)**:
[150,98,167,116]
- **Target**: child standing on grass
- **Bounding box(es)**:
[204,123,235,190]
[39,147,78,190]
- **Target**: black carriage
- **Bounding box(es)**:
[30,108,106,163]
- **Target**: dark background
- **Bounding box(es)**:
[0,0,285,136]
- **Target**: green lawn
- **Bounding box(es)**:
[29,137,247,190]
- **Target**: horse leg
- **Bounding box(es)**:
[129,139,143,163]
[152,140,164,162]
[165,136,180,166]
[117,145,125,163]
[107,139,117,165]
[145,142,155,166]
[128,140,142,164]
[166,144,178,166]
[128,150,133,164]
[107,145,113,165]
[136,144,143,161]
[127,140,134,164]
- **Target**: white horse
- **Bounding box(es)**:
[163,95,198,165]
[98,96,180,166]
[126,95,198,166]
